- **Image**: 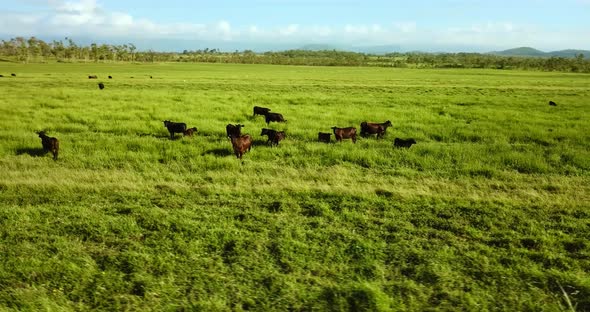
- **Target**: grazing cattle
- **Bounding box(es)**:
[108,75,113,79]
[264,112,286,125]
[11,73,16,77]
[261,128,286,146]
[394,138,417,148]
[318,132,331,143]
[332,127,357,143]
[253,106,271,117]
[226,124,244,139]
[88,75,98,79]
[360,120,393,139]
[163,120,187,139]
[0,75,3,77]
[549,101,557,106]
[150,76,153,79]
[98,82,105,90]
[183,127,198,137]
[37,131,59,160]
[230,134,253,159]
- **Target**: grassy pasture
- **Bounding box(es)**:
[0,62,589,311]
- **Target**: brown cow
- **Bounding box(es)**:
[37,131,59,160]
[393,138,416,148]
[253,106,271,117]
[230,134,253,159]
[318,132,331,143]
[226,124,244,139]
[261,128,285,146]
[183,127,198,137]
[360,120,392,139]
[88,75,98,79]
[332,127,357,143]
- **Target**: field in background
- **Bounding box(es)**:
[0,63,589,311]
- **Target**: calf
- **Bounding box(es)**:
[88,75,98,79]
[549,101,557,106]
[11,73,16,77]
[226,124,244,139]
[183,127,198,137]
[261,128,285,146]
[163,120,187,139]
[360,120,393,139]
[108,75,113,79]
[332,127,357,143]
[394,138,416,148]
[230,134,253,159]
[98,82,105,90]
[37,131,59,160]
[318,132,331,143]
[264,112,286,125]
[253,106,271,117]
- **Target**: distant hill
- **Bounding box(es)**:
[300,44,343,51]
[489,47,589,58]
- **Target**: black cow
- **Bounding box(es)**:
[37,131,59,160]
[549,101,557,106]
[11,73,16,77]
[88,75,98,79]
[230,134,253,159]
[360,120,393,139]
[226,124,244,139]
[163,120,187,139]
[332,127,357,143]
[98,82,105,90]
[261,128,286,146]
[318,132,331,143]
[253,106,271,117]
[108,75,113,79]
[394,138,416,148]
[264,112,286,125]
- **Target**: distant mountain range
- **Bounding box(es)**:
[299,45,590,58]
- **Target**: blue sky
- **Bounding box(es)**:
[1,0,589,51]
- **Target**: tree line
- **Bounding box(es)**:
[2,36,589,73]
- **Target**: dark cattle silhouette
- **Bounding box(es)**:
[261,128,285,146]
[253,106,271,117]
[98,82,104,90]
[264,112,286,125]
[88,75,98,79]
[0,75,3,77]
[549,101,557,106]
[37,131,59,160]
[163,120,187,139]
[183,127,198,137]
[226,124,244,139]
[394,138,417,148]
[318,132,331,143]
[332,127,357,143]
[230,134,253,159]
[108,75,112,79]
[360,120,393,139]
[11,73,16,77]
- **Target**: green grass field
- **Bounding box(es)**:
[0,62,589,311]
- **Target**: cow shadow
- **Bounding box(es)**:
[137,133,182,140]
[203,148,233,157]
[16,147,47,157]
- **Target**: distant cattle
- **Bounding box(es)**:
[230,134,253,159]
[11,73,16,77]
[108,75,113,79]
[264,112,286,125]
[360,120,393,139]
[549,101,557,106]
[183,127,198,137]
[163,120,187,139]
[88,75,98,79]
[226,124,244,139]
[150,76,153,79]
[318,132,331,143]
[98,82,105,90]
[37,131,59,160]
[0,75,3,77]
[332,127,357,143]
[261,128,286,146]
[253,106,271,117]
[394,138,417,148]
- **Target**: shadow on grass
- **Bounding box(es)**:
[137,133,183,140]
[203,148,233,157]
[16,147,47,157]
